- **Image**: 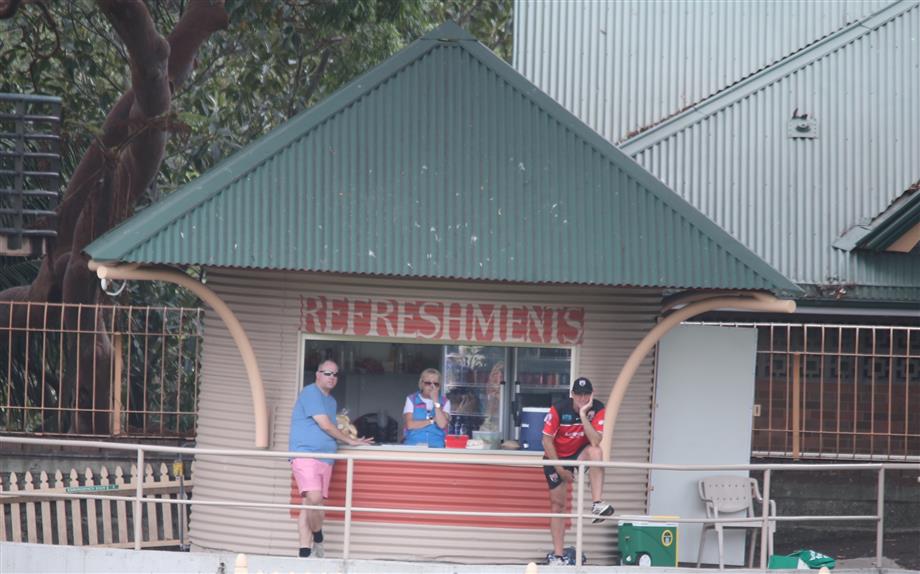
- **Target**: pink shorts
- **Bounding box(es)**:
[291,458,333,499]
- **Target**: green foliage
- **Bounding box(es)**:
[0,257,40,290]
[1,0,513,214]
[0,1,512,437]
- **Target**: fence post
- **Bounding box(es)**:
[112,335,123,435]
[134,448,144,550]
[343,456,355,562]
[233,553,248,574]
[876,467,885,568]
[11,99,24,250]
[760,468,771,570]
[792,353,801,460]
[574,463,585,568]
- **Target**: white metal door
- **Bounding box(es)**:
[648,324,757,565]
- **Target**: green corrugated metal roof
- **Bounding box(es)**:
[834,187,920,252]
[86,22,799,294]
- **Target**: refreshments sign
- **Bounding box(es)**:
[301,295,584,345]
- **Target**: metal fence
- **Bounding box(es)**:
[1,302,202,438]
[0,435,911,571]
[0,93,61,254]
[705,322,920,461]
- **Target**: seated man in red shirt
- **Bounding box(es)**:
[541,376,615,565]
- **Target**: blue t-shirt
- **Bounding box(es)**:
[289,383,338,465]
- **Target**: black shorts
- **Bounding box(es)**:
[543,444,588,490]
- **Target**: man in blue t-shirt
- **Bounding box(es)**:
[290,360,373,558]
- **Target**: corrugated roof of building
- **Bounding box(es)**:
[85,22,798,294]
[513,0,889,144]
[835,186,920,252]
[615,2,920,302]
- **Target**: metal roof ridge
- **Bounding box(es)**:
[620,0,919,156]
[420,21,476,42]
[457,42,802,294]
[88,24,457,261]
[86,21,800,294]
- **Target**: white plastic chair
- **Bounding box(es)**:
[696,475,776,569]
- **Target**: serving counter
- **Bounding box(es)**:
[289,445,554,529]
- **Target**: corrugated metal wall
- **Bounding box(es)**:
[629,3,920,296]
[291,459,555,529]
[189,269,661,565]
[514,0,888,144]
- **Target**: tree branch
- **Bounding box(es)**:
[98,0,171,118]
[0,0,33,19]
[166,0,229,91]
[303,46,335,105]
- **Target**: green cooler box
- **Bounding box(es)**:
[619,520,679,567]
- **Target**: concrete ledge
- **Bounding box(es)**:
[2,542,916,574]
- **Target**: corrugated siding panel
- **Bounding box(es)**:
[189,269,660,565]
[630,4,920,299]
[514,0,889,143]
[289,461,553,529]
[87,29,792,293]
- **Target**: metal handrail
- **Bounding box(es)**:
[1,436,913,571]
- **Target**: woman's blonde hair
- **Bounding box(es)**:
[417,368,441,390]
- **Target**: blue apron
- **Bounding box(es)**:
[404,391,446,447]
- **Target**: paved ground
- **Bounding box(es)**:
[4,538,918,573]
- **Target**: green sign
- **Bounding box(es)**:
[65,484,119,494]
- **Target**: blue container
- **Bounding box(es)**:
[520,407,550,451]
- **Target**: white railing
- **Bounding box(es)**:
[1,435,913,571]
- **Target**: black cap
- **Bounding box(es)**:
[571,377,593,395]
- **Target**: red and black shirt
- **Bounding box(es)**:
[542,398,605,458]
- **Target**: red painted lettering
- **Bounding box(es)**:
[299,294,584,345]
[417,302,442,339]
[369,300,397,337]
[352,300,372,337]
[558,308,585,344]
[301,296,324,333]
[472,305,497,340]
[506,307,528,343]
[526,307,545,344]
[444,303,469,340]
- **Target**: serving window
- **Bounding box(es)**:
[302,337,573,446]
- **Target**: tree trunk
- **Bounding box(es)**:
[1,0,228,436]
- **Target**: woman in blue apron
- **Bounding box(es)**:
[403,368,451,447]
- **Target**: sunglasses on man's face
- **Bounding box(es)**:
[423,381,440,387]
[318,370,339,377]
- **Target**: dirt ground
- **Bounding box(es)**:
[775,530,920,571]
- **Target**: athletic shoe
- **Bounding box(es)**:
[563,546,585,565]
[546,552,568,565]
[591,501,615,523]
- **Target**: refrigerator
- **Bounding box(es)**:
[442,345,572,441]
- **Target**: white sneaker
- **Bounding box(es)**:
[546,553,568,565]
[591,501,615,524]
